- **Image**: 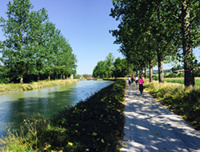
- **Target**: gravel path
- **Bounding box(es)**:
[120,84,200,152]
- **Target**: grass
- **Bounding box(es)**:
[0,79,79,94]
[0,79,126,152]
[164,77,200,87]
[144,81,200,130]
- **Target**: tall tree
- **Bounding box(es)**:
[114,57,129,77]
[106,53,115,78]
[0,0,77,83]
[0,0,33,83]
[176,0,200,86]
[110,0,159,81]
[93,60,108,78]
[27,8,49,81]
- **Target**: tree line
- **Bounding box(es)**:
[110,0,200,87]
[93,53,130,78]
[0,0,77,83]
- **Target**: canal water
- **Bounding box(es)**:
[0,80,113,137]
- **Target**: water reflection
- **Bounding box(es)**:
[0,80,112,137]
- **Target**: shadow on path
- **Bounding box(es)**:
[121,84,200,152]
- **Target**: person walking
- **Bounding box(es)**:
[131,75,134,83]
[139,76,144,95]
[128,76,131,86]
[135,76,138,85]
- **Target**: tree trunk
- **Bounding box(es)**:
[157,51,164,83]
[37,73,40,82]
[48,71,50,81]
[20,77,23,84]
[156,6,164,83]
[149,61,153,82]
[54,72,57,80]
[182,1,194,86]
[139,69,143,78]
[145,64,147,79]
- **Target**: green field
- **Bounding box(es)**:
[164,77,200,87]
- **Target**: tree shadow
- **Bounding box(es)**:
[121,86,200,152]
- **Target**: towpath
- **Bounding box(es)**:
[120,84,200,152]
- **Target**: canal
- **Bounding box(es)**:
[0,80,113,137]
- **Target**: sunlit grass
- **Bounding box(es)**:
[144,81,200,130]
[164,77,200,88]
[0,79,78,94]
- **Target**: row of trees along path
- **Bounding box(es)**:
[110,0,200,87]
[0,0,77,83]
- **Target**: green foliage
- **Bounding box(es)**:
[0,65,10,84]
[114,57,129,77]
[0,0,77,83]
[93,53,129,78]
[194,69,200,77]
[0,80,126,152]
[110,0,200,86]
[144,82,200,130]
[0,77,10,84]
[82,74,92,78]
[153,75,158,81]
[93,53,115,78]
[93,60,108,78]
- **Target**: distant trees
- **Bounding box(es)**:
[92,53,129,78]
[93,60,108,78]
[0,0,77,83]
[110,0,200,86]
[114,57,129,77]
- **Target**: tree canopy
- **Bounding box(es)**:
[93,53,129,78]
[110,0,200,86]
[0,0,77,83]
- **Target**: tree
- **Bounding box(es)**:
[0,0,77,83]
[57,36,77,79]
[0,0,33,83]
[93,60,108,78]
[27,8,49,81]
[106,53,115,78]
[93,53,117,78]
[110,0,177,83]
[171,0,200,86]
[113,57,129,77]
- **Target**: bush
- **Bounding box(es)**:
[194,70,200,77]
[0,77,10,84]
[153,75,158,80]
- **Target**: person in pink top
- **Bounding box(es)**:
[139,76,144,95]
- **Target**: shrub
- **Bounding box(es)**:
[0,77,10,84]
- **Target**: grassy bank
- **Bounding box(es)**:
[0,79,79,94]
[0,79,126,152]
[144,82,200,130]
[164,77,200,87]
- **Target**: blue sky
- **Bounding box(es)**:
[0,0,199,75]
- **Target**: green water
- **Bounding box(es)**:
[0,80,112,137]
